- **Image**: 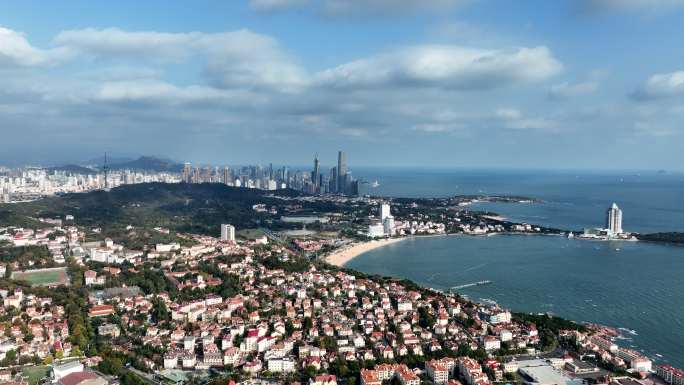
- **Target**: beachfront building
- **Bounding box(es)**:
[606,203,623,236]
[657,365,684,385]
[581,202,631,240]
[368,222,385,238]
[380,203,391,222]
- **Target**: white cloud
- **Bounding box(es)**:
[0,25,579,162]
[315,45,562,90]
[249,0,309,11]
[633,71,684,100]
[495,108,557,130]
[495,108,522,120]
[548,81,599,99]
[412,123,462,133]
[0,26,70,67]
[633,121,676,136]
[94,81,226,103]
[54,28,308,91]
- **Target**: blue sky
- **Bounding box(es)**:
[2,0,684,169]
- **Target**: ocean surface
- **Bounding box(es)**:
[349,168,684,367]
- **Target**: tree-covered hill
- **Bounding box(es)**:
[108,156,183,172]
[1,182,300,236]
[637,232,684,244]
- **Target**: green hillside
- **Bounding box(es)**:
[1,183,299,236]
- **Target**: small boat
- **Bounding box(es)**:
[371,180,380,188]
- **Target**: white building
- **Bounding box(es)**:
[52,361,84,380]
[606,203,623,235]
[380,203,391,222]
[383,216,395,236]
[220,224,236,242]
[368,223,385,238]
[268,358,296,373]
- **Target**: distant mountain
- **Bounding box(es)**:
[83,155,134,167]
[108,156,184,172]
[47,164,97,174]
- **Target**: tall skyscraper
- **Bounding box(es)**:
[312,154,320,190]
[380,203,391,222]
[337,151,347,194]
[102,152,110,190]
[182,162,191,183]
[222,167,231,185]
[329,167,337,193]
[220,224,235,242]
[282,166,289,187]
[606,203,623,235]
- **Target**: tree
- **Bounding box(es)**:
[151,298,170,323]
[120,372,147,385]
[98,355,124,375]
[2,350,16,366]
[71,346,82,357]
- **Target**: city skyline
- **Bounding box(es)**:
[2,1,684,169]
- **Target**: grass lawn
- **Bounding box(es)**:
[22,365,50,385]
[11,267,68,286]
[237,228,265,240]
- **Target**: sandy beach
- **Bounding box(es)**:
[325,238,406,267]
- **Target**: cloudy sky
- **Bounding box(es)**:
[1,0,684,169]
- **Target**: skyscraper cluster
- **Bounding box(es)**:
[179,151,358,196]
[310,151,358,195]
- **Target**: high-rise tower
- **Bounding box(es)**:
[103,152,110,190]
[380,203,391,222]
[329,167,337,193]
[223,167,231,184]
[220,224,235,242]
[606,203,623,235]
[182,162,191,183]
[312,154,320,191]
[337,151,347,194]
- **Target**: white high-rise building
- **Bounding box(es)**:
[606,203,623,235]
[380,203,391,222]
[383,216,395,236]
[220,224,236,242]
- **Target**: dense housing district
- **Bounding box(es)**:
[0,183,682,385]
[0,188,679,385]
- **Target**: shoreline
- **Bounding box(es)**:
[325,237,407,267]
[324,232,563,267]
[332,235,674,367]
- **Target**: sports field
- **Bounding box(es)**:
[22,365,50,385]
[11,267,69,286]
